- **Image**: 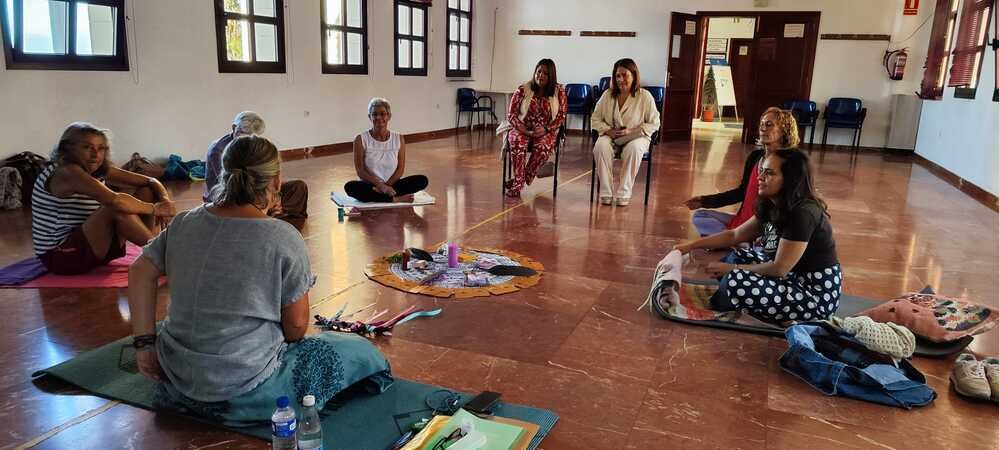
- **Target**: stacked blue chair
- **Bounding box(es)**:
[643,86,665,114]
[821,98,867,151]
[565,83,594,133]
[455,88,497,130]
[782,100,819,147]
[592,76,612,102]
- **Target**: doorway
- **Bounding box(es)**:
[693,17,756,137]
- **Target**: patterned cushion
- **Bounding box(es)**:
[860,293,998,343]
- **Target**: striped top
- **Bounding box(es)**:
[31,165,104,255]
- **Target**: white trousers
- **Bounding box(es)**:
[592,135,651,199]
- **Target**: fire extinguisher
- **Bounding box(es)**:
[884,48,907,81]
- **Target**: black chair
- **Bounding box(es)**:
[501,125,566,198]
[588,129,658,205]
[782,100,819,147]
[456,88,497,130]
[821,98,867,151]
[565,83,593,133]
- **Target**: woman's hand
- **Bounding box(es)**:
[683,196,703,210]
[533,125,546,136]
[136,348,165,382]
[706,262,736,277]
[671,242,693,255]
[375,182,397,197]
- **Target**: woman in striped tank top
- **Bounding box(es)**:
[31,122,177,275]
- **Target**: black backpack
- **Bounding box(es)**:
[2,152,49,207]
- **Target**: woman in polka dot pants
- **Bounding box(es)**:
[674,149,841,326]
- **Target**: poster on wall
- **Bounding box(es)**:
[705,65,737,107]
[783,23,805,38]
[705,54,727,65]
[671,35,681,58]
[706,38,728,53]
[685,20,696,35]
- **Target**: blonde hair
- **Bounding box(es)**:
[210,135,280,208]
[762,107,800,149]
[51,122,113,177]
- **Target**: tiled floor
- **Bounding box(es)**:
[1,129,997,449]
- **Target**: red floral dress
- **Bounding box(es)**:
[505,84,568,195]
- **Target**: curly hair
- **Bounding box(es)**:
[761,106,800,149]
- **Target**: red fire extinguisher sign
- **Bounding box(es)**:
[904,0,919,15]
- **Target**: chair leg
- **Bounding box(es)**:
[455,110,459,130]
[553,143,561,198]
[809,124,816,147]
[644,157,652,205]
[855,125,863,151]
[590,158,596,203]
[821,124,829,149]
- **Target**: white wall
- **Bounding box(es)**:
[0,0,497,162]
[915,17,999,197]
[491,0,907,147]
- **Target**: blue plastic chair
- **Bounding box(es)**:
[565,83,593,133]
[455,88,497,130]
[643,86,665,113]
[782,100,819,146]
[592,77,612,103]
[821,98,867,150]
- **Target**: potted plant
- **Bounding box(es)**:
[702,65,718,122]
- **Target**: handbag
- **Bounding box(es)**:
[2,151,48,207]
[120,152,165,179]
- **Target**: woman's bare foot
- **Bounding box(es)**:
[393,194,415,203]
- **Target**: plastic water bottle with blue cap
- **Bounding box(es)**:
[297,394,323,450]
[271,395,297,450]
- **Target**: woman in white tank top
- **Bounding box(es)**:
[344,98,429,203]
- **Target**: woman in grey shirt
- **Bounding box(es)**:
[128,135,392,425]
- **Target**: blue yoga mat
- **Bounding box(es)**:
[33,336,558,450]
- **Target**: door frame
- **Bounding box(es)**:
[696,11,821,144]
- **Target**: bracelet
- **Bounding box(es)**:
[132,334,157,350]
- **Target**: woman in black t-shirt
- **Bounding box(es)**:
[674,150,840,324]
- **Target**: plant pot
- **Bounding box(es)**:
[702,108,715,122]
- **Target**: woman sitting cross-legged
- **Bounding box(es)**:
[672,150,841,325]
[344,98,428,203]
[503,58,568,197]
[128,135,393,425]
[684,107,801,236]
[32,122,176,275]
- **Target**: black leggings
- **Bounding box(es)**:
[344,175,428,203]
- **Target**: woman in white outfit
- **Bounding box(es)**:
[344,98,428,203]
[590,58,661,206]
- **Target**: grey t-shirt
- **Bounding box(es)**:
[143,206,315,402]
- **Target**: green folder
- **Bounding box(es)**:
[422,408,525,450]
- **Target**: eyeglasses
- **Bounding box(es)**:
[432,427,467,450]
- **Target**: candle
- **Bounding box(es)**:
[447,242,459,268]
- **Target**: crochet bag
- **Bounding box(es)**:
[860,292,998,343]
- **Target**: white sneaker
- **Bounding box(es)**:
[600,197,613,205]
[984,357,999,402]
[615,197,630,207]
[951,353,992,400]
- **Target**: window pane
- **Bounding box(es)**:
[324,0,342,26]
[397,5,410,35]
[460,0,470,12]
[448,0,458,8]
[225,19,251,61]
[346,0,361,27]
[460,16,469,42]
[346,32,361,65]
[448,43,457,70]
[23,0,68,54]
[5,0,13,48]
[449,13,458,41]
[224,0,249,14]
[76,3,116,56]
[412,7,424,37]
[325,29,343,64]
[254,22,277,62]
[252,0,275,17]
[412,39,423,68]
[460,44,468,70]
[397,38,410,68]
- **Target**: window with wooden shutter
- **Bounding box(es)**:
[947,0,993,98]
[920,0,959,99]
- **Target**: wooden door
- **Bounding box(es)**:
[662,12,704,141]
[727,38,754,120]
[741,13,820,144]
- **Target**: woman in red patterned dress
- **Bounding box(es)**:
[504,59,568,197]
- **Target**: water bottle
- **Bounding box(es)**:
[271,395,297,450]
[297,394,323,450]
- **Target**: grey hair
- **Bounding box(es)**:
[51,122,113,177]
[232,111,265,136]
[367,97,391,115]
[210,135,281,208]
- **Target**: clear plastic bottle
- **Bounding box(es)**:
[297,394,323,450]
[271,395,297,450]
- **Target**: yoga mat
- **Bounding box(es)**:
[330,190,435,210]
[659,284,972,357]
[0,243,165,289]
[33,335,558,450]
